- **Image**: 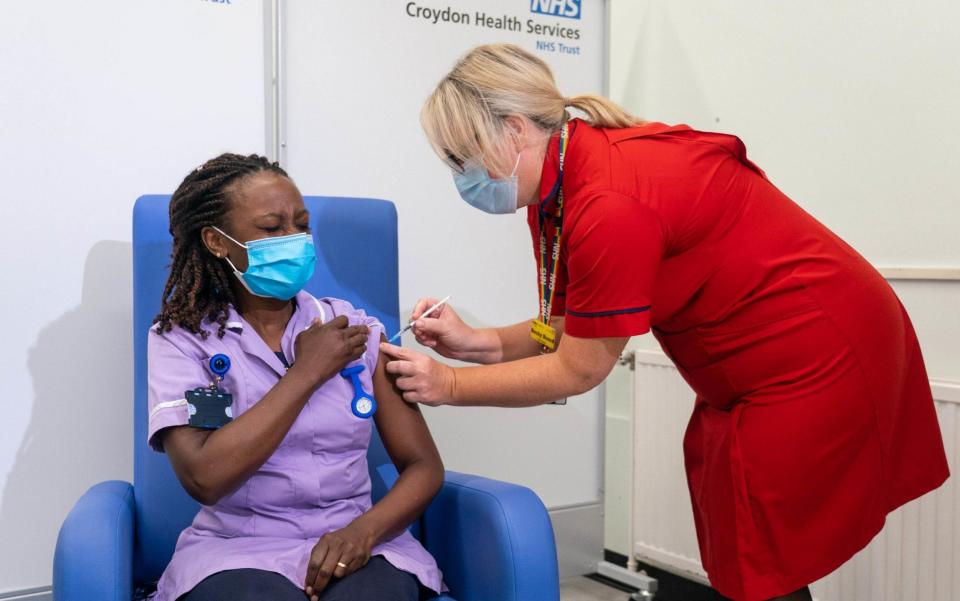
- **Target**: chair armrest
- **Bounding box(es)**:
[421,471,559,601]
[54,481,135,601]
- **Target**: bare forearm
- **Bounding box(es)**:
[444,322,533,364]
[450,352,595,407]
[351,459,443,545]
[487,320,540,363]
[467,318,553,364]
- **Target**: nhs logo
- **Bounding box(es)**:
[530,0,581,20]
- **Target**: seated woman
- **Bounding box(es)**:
[147,153,444,601]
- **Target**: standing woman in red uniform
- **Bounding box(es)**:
[379,44,949,601]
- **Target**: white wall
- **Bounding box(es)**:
[0,1,267,593]
[607,0,960,381]
[281,0,609,510]
[605,0,960,591]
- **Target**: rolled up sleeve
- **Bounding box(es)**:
[324,298,386,373]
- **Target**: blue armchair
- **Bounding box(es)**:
[53,195,560,601]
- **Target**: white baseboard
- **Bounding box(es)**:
[0,587,51,601]
[549,501,604,579]
[596,561,659,592]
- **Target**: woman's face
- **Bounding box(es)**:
[202,172,310,273]
[486,115,551,209]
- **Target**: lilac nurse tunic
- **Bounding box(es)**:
[146,291,443,600]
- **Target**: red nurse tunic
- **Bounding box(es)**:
[529,119,949,601]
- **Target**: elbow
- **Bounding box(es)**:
[180,472,228,506]
[554,340,617,397]
[430,459,445,498]
[421,456,446,502]
[565,361,608,397]
[190,487,222,507]
[395,454,445,501]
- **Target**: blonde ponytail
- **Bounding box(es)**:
[421,44,642,176]
[565,94,640,129]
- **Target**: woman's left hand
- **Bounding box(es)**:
[379,342,455,406]
[304,523,374,600]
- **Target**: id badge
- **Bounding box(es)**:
[530,320,557,350]
[186,387,234,430]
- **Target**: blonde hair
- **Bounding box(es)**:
[421,43,642,175]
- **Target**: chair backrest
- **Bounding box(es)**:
[132,195,401,583]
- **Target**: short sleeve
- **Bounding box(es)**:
[563,191,663,338]
[147,328,207,452]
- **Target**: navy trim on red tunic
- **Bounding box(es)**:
[566,305,651,318]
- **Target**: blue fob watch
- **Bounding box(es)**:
[340,364,377,419]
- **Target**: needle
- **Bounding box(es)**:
[388,295,451,343]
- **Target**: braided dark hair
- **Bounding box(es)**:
[154,153,289,339]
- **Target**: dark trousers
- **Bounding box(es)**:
[179,556,429,601]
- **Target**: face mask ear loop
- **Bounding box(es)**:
[213,226,260,296]
[223,255,243,277]
[222,254,270,298]
[211,226,248,250]
[510,150,522,178]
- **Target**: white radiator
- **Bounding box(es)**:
[629,349,960,601]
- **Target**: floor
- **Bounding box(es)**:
[559,566,727,601]
[559,577,634,601]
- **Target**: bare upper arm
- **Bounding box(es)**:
[372,336,443,473]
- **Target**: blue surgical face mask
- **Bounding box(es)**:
[213,226,317,300]
[453,153,522,215]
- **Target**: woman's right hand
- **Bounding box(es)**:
[293,316,369,387]
[409,297,478,360]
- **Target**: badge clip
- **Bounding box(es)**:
[185,353,234,430]
[207,353,231,389]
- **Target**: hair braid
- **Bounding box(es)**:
[154,153,289,339]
